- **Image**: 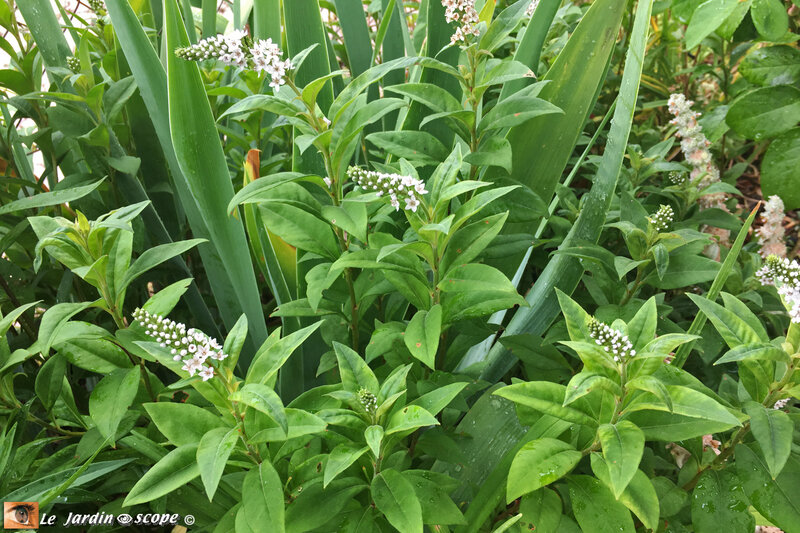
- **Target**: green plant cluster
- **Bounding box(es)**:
[0,0,799,532]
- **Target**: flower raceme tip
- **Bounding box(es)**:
[347,167,428,213]
[132,308,229,381]
[175,32,293,90]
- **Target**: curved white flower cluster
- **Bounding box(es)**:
[347,167,428,212]
[757,195,787,258]
[668,93,730,258]
[358,388,377,414]
[648,204,674,232]
[756,255,800,323]
[588,319,636,362]
[176,33,293,89]
[132,308,229,381]
[667,94,724,208]
[526,0,540,16]
[442,0,480,44]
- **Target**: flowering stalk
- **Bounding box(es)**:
[667,93,730,257]
[588,318,637,363]
[132,308,229,381]
[756,195,787,258]
[347,167,428,213]
[442,0,480,45]
[176,32,293,89]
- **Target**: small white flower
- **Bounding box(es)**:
[199,366,215,381]
[404,196,420,212]
[323,177,332,189]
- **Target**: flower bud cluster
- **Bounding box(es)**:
[358,388,378,415]
[526,0,540,16]
[442,0,480,45]
[67,56,81,74]
[588,318,636,362]
[668,171,686,185]
[347,167,428,213]
[773,398,790,410]
[132,308,229,381]
[175,32,293,89]
[648,204,674,232]
[88,0,106,16]
[757,195,787,258]
[756,255,800,323]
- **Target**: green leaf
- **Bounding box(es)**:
[124,444,201,506]
[591,457,660,531]
[324,444,368,487]
[120,238,205,292]
[246,323,322,387]
[626,298,657,351]
[597,421,645,498]
[715,343,790,365]
[371,469,423,533]
[386,405,439,435]
[736,444,800,531]
[518,489,563,532]
[403,470,466,525]
[333,341,379,394]
[726,86,800,140]
[653,253,720,289]
[751,0,789,41]
[761,127,800,210]
[366,131,449,165]
[685,0,740,49]
[285,478,366,533]
[440,213,508,276]
[507,438,582,502]
[34,353,66,411]
[89,367,139,444]
[625,385,741,427]
[692,469,754,533]
[404,306,442,370]
[568,475,635,533]
[217,95,302,121]
[494,382,596,426]
[563,372,622,405]
[241,461,285,532]
[744,402,792,479]
[687,294,763,348]
[143,402,228,447]
[408,382,467,416]
[739,45,800,87]
[197,427,239,500]
[365,425,383,458]
[230,384,288,436]
[626,375,673,412]
[0,180,104,215]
